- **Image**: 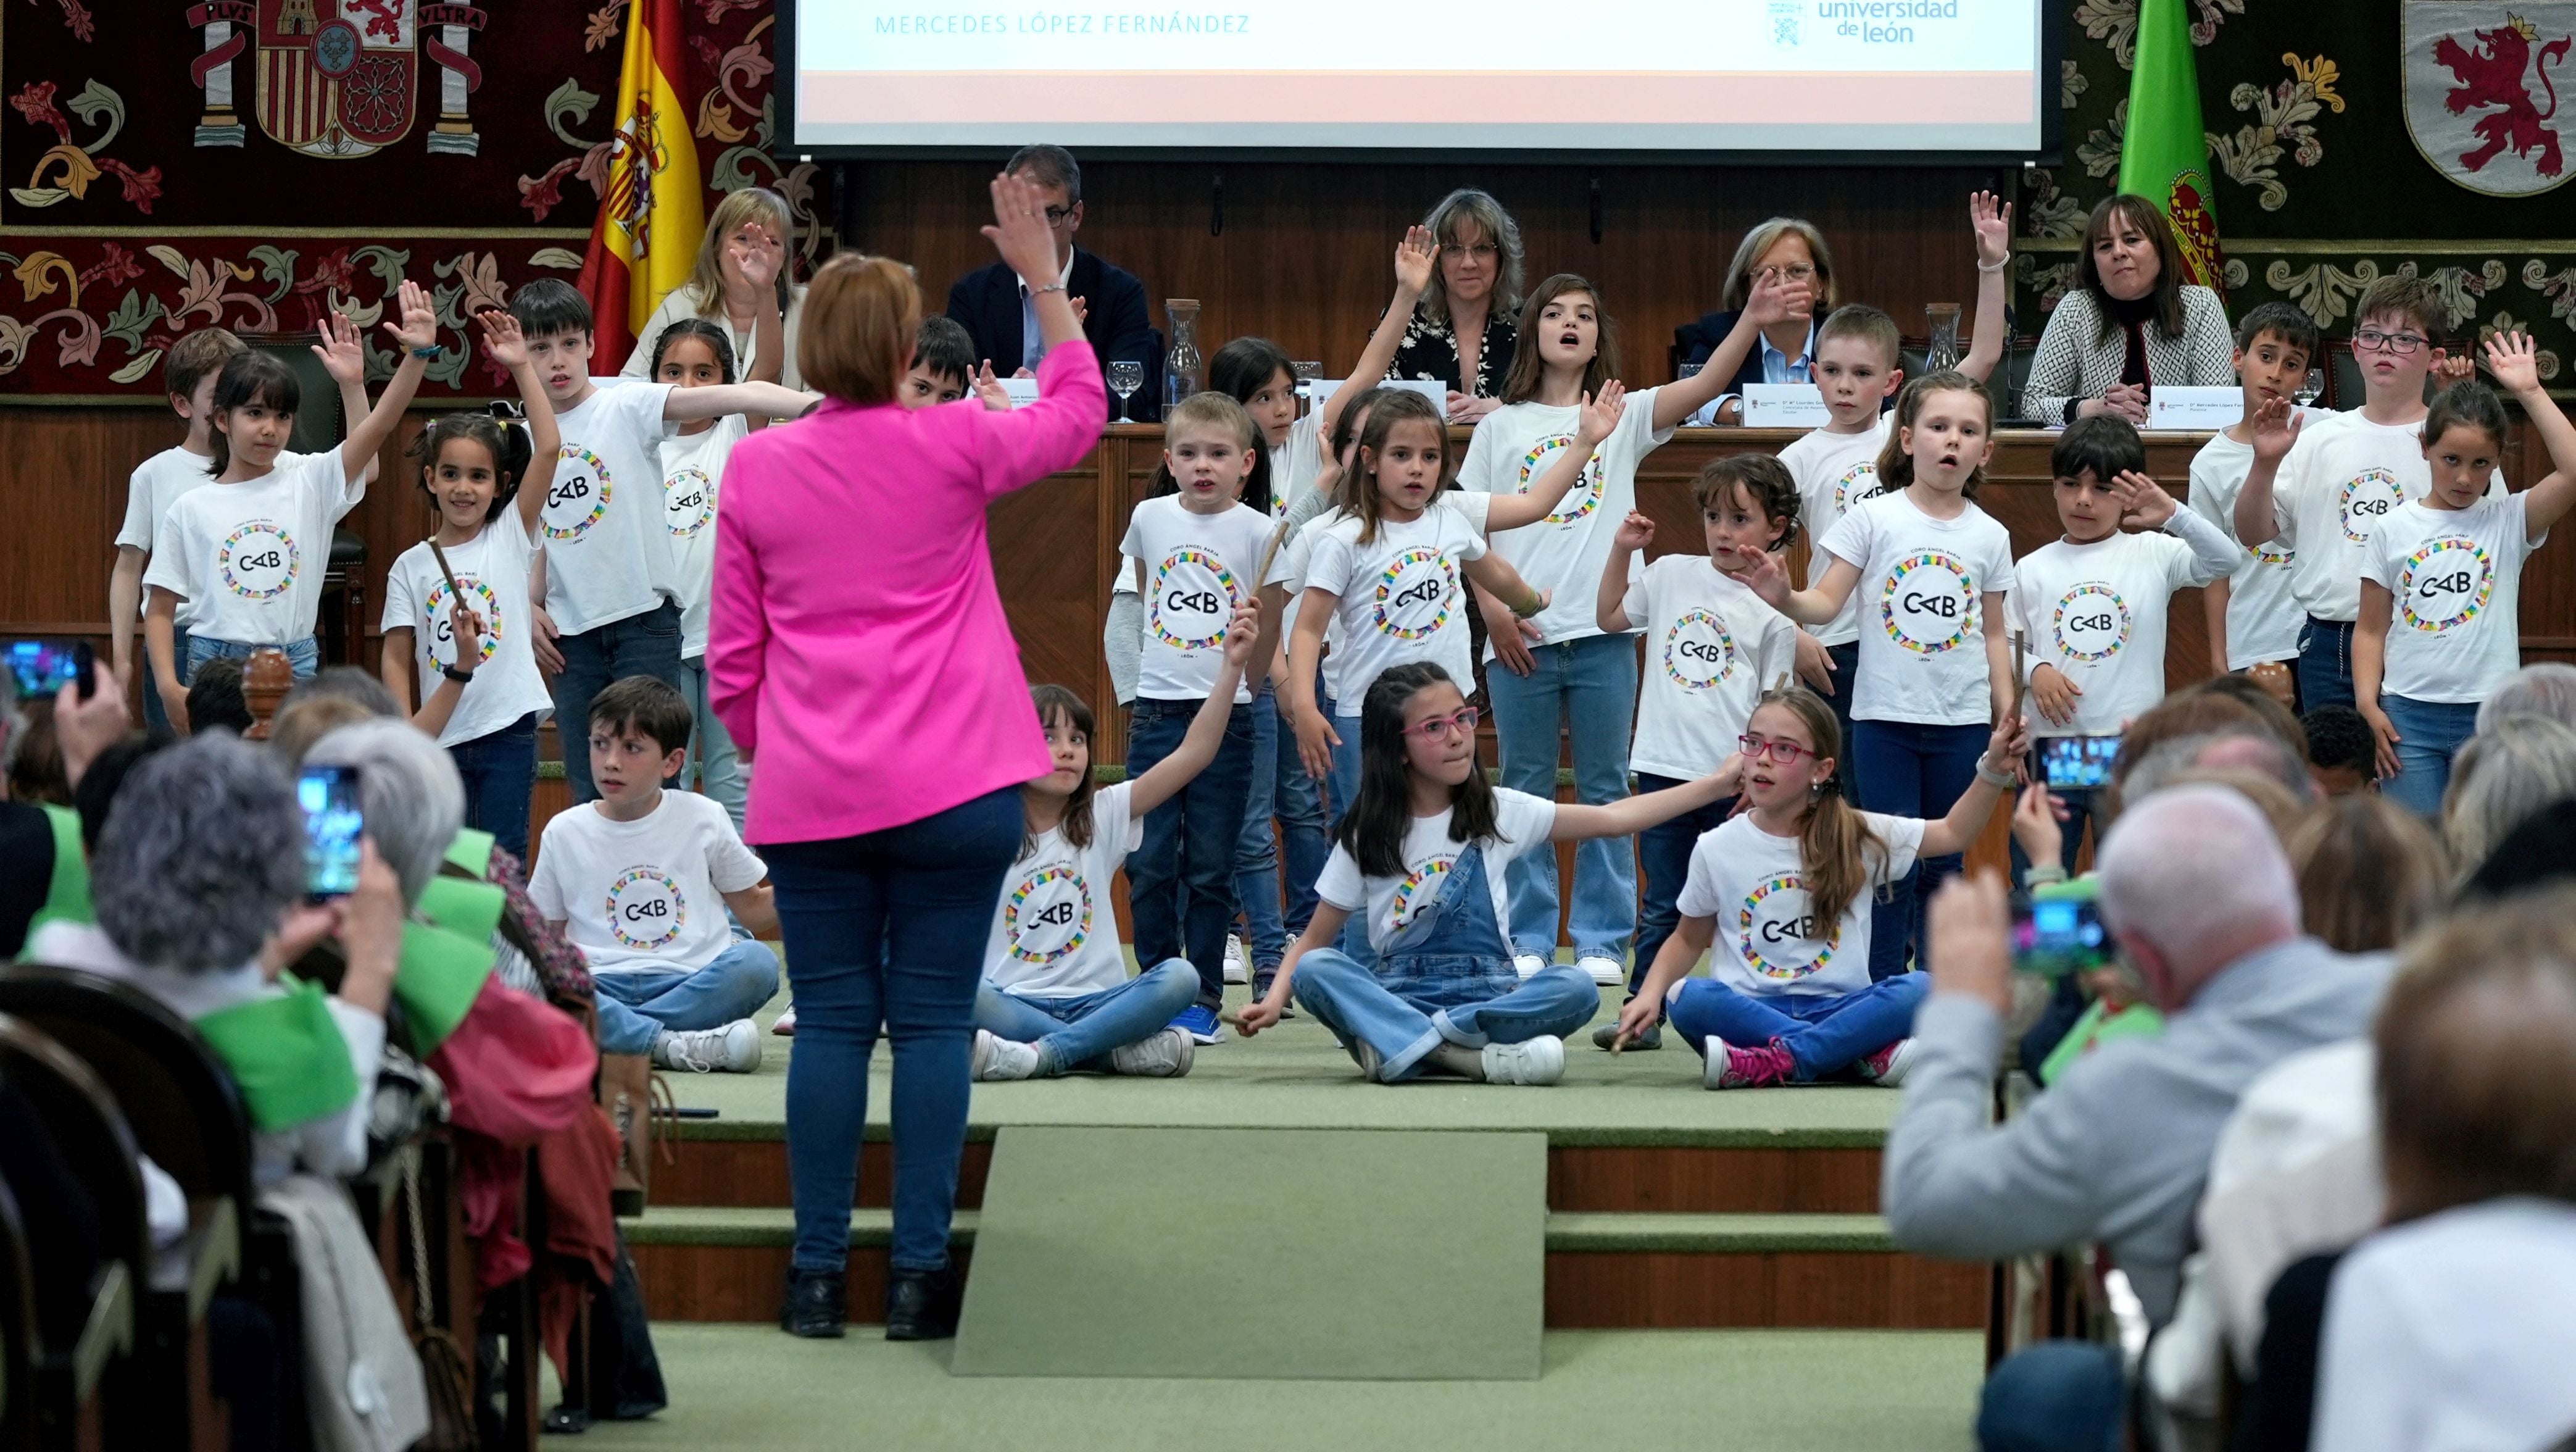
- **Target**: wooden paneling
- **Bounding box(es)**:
[1543,1250,1984,1330]
[627,1242,976,1325]
[1547,1146,1883,1215]
[657,1139,993,1211]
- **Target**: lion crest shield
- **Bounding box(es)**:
[2404,2,2575,196]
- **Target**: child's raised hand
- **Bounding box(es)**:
[2248,394,2301,465]
[1612,509,1656,552]
[1969,191,2013,267]
[2112,469,2179,530]
[972,359,1013,411]
[1576,381,1628,446]
[2028,664,2082,727]
[2430,348,2474,386]
[312,309,365,385]
[477,308,529,369]
[385,280,439,355]
[1220,603,1261,669]
[1394,224,1437,297]
[1745,265,1811,328]
[1727,541,1792,603]
[2484,330,2542,394]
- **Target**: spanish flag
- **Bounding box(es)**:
[579,0,704,366]
[2117,0,2224,292]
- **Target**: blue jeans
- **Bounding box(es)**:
[447,711,539,862]
[186,633,318,682]
[1818,640,1861,759]
[144,625,193,733]
[2008,787,2095,887]
[2378,693,2481,817]
[973,960,1199,1075]
[678,656,749,832]
[1233,682,1330,970]
[1126,696,1256,1008]
[1324,719,1375,967]
[591,940,783,1056]
[2296,617,2355,711]
[1665,973,1927,1080]
[551,601,686,804]
[1850,719,1987,980]
[1632,773,1735,999]
[1977,1341,2125,1452]
[1487,633,1639,963]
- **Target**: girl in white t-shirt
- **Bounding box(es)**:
[378,311,562,859]
[2358,336,2576,815]
[144,285,440,727]
[1236,661,1743,1085]
[1611,687,2024,1088]
[1739,370,2016,979]
[1456,269,1780,983]
[969,607,1259,1082]
[652,317,767,832]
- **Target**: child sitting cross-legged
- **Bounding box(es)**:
[970,606,1260,1081]
[1611,686,2025,1089]
[528,675,783,1072]
[1239,661,1745,1086]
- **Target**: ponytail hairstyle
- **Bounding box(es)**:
[1497,272,1621,406]
[1025,685,1097,858]
[1145,391,1273,515]
[2422,378,2511,459]
[1346,388,1450,546]
[408,412,535,525]
[202,351,302,478]
[1754,685,1887,937]
[1870,369,1993,503]
[650,316,739,384]
[1338,662,1500,877]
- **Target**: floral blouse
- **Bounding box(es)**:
[1386,306,1519,398]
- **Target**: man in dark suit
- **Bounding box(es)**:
[945,144,1160,420]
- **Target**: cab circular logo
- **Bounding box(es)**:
[544,446,613,541]
[1372,546,1454,640]
[2338,468,2404,543]
[2398,536,2495,633]
[1834,461,1877,514]
[218,521,299,600]
[423,577,503,666]
[1519,435,1604,525]
[1879,551,1976,655]
[1662,607,1737,690]
[1149,546,1242,650]
[1005,864,1092,964]
[605,867,686,951]
[663,466,714,538]
[1739,873,1834,982]
[2050,583,2132,663]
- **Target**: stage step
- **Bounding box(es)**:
[622,1206,1983,1330]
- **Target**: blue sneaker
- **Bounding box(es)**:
[1170,1004,1223,1045]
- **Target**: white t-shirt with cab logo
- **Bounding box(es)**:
[541,382,678,635]
[380,515,553,748]
[1120,494,1274,704]
[981,781,1143,999]
[2009,511,2232,736]
[1623,554,1800,781]
[1777,416,1890,648]
[1311,787,1558,953]
[1817,490,2016,726]
[659,413,747,660]
[527,789,767,976]
[143,446,360,648]
[2271,410,2507,623]
[2362,493,2538,704]
[1456,386,1676,654]
[1303,506,1490,717]
[1674,810,1924,1000]
[2188,432,2304,669]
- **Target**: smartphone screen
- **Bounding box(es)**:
[2034,733,2122,792]
[4,639,88,701]
[2011,894,2114,977]
[299,764,365,901]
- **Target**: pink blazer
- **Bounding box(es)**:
[709,341,1107,843]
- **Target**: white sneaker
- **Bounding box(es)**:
[971,1028,1039,1082]
[1513,953,1546,980]
[1108,1028,1195,1078]
[770,1005,797,1037]
[652,1019,762,1074]
[1856,1037,1923,1088]
[1481,1036,1566,1087]
[1223,935,1249,985]
[1579,956,1626,987]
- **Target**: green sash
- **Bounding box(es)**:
[395,918,494,1057]
[442,828,496,877]
[193,980,360,1132]
[20,803,93,951]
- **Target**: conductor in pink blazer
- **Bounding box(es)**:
[709,175,1105,1341]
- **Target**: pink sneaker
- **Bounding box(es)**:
[1702,1036,1795,1090]
[1855,1038,1921,1087]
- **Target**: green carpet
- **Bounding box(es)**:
[953,1127,1546,1381]
[559,1325,1982,1451]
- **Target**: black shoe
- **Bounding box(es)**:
[779,1267,847,1339]
[884,1265,963,1341]
[1250,971,1297,1018]
[1592,1018,1662,1051]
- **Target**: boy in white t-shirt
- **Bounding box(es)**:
[505,277,813,804]
[2357,336,2576,815]
[528,677,783,1073]
[1776,303,1904,748]
[2013,417,2234,874]
[2187,303,2319,700]
[112,328,378,734]
[2233,276,2503,709]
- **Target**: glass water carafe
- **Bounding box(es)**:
[1923,303,1963,375]
[1164,299,1202,412]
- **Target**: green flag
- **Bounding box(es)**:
[2117,0,2225,292]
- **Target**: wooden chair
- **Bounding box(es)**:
[0,1017,139,1452]
[0,1174,45,1451]
[0,967,249,1452]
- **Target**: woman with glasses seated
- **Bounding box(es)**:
[2023,193,2236,428]
[1384,188,1525,425]
[1679,218,1840,425]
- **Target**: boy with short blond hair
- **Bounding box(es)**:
[2232,277,2503,708]
[1774,302,1903,746]
[2188,302,2318,701]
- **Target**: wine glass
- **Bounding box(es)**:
[1107,361,1144,422]
[2294,367,2325,408]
